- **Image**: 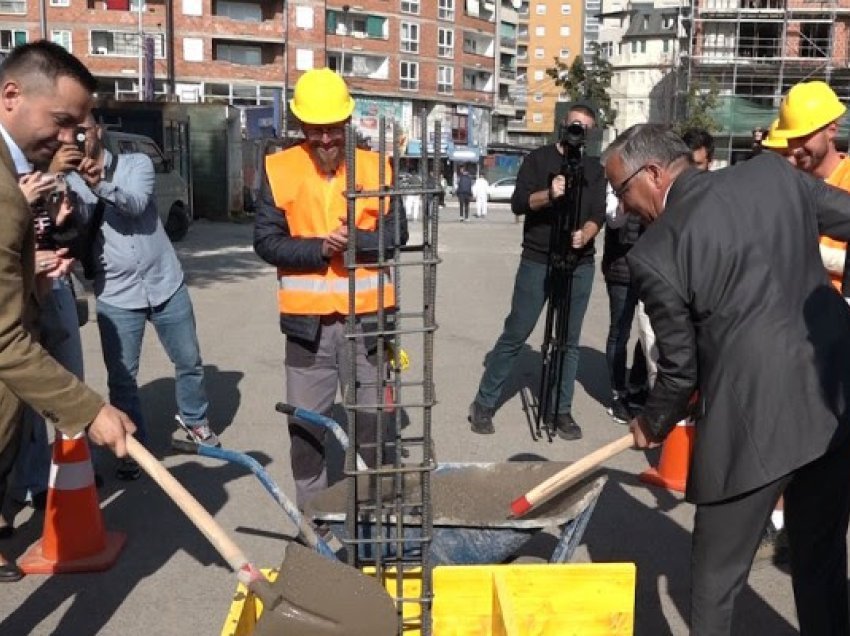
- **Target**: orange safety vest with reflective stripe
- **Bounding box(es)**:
[822,155,850,293]
[264,143,395,316]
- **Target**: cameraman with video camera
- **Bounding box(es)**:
[468,103,607,439]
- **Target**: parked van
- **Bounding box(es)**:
[101,131,193,241]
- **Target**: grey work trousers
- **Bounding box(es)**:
[285,316,389,509]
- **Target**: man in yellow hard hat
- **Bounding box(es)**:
[772,80,848,297]
[253,68,407,508]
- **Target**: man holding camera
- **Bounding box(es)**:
[468,103,606,438]
[0,41,136,581]
[63,115,219,481]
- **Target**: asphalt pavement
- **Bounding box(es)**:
[0,202,804,635]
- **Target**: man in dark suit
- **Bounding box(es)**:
[603,123,850,635]
[0,41,135,581]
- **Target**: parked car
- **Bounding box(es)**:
[101,131,193,241]
[487,177,517,202]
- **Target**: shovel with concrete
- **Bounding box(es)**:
[127,437,397,636]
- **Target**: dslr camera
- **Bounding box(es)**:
[560,120,587,149]
[34,174,76,251]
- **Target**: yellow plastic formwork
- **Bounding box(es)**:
[432,563,636,636]
[221,563,636,636]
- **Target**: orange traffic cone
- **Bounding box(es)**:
[19,431,126,574]
[639,419,695,493]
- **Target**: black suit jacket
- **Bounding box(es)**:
[628,152,850,504]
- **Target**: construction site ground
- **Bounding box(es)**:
[0,202,805,635]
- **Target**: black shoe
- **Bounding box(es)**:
[468,401,495,435]
[116,458,141,481]
[606,397,632,424]
[0,562,23,582]
[754,522,789,566]
[555,413,583,440]
[30,491,47,511]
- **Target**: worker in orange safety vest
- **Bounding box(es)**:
[253,68,408,508]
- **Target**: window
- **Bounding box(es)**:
[532,112,543,123]
[535,3,546,14]
[183,37,203,61]
[91,31,165,57]
[0,29,26,51]
[215,0,262,21]
[559,26,570,37]
[534,47,544,59]
[401,0,419,15]
[630,40,646,54]
[663,39,671,53]
[183,0,203,16]
[50,0,70,6]
[533,92,543,102]
[800,22,830,58]
[129,0,146,10]
[561,3,571,14]
[438,28,454,58]
[662,15,675,29]
[559,48,569,58]
[451,113,468,144]
[400,22,419,54]
[51,30,71,52]
[438,0,454,20]
[533,70,544,80]
[214,42,262,65]
[438,65,453,94]
[535,26,545,37]
[400,60,419,90]
[0,0,26,13]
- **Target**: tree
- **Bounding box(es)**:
[546,42,617,128]
[674,80,722,135]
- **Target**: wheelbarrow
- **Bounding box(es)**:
[279,404,606,566]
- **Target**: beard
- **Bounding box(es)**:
[310,143,344,175]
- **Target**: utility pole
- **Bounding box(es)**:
[282,0,289,138]
[39,0,47,39]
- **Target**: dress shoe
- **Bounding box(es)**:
[0,561,23,582]
[555,413,583,441]
[468,401,496,435]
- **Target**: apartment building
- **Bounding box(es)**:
[0,0,500,160]
[687,0,850,160]
[510,0,586,146]
[599,0,683,135]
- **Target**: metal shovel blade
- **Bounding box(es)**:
[253,542,397,636]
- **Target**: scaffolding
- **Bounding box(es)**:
[685,0,850,160]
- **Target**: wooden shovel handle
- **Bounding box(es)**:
[126,436,250,574]
[510,434,634,518]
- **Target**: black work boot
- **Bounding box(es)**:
[468,401,496,434]
[555,412,583,441]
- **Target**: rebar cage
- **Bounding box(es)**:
[342,111,442,635]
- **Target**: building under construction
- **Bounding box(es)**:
[686,0,850,162]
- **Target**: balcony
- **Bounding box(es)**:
[212,39,283,68]
[91,30,166,58]
[209,0,284,42]
[326,9,389,40]
[465,0,497,22]
[463,31,496,58]
[462,68,494,92]
[327,52,390,80]
[507,117,528,131]
[212,0,277,21]
[500,66,517,81]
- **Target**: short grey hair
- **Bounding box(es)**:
[601,124,691,173]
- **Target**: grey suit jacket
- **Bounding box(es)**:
[628,152,850,504]
[0,135,103,453]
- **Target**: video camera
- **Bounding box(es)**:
[559,120,587,149]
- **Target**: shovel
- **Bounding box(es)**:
[509,434,634,518]
[126,437,397,636]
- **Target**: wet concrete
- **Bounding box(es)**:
[254,543,396,636]
[306,462,599,526]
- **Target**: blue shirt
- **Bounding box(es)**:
[66,150,183,309]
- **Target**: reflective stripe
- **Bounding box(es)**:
[278,272,391,293]
[49,460,95,491]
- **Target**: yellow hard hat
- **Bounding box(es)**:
[773,81,846,139]
[289,68,355,125]
[761,119,787,150]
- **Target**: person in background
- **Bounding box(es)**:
[472,173,489,218]
[681,128,715,171]
[455,166,473,222]
[468,103,606,439]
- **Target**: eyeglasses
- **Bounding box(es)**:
[612,165,648,199]
[303,125,345,139]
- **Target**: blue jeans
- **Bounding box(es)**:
[475,258,595,415]
[12,278,84,502]
[605,282,646,395]
[96,283,208,443]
